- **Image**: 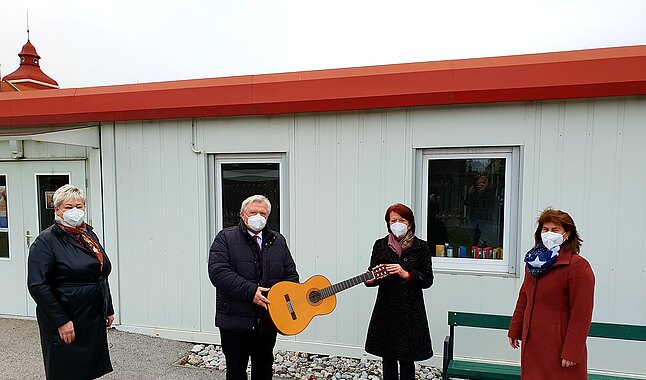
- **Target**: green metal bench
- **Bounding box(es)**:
[442,311,646,380]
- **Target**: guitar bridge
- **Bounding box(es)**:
[284,294,297,320]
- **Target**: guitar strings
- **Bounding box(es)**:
[270,266,388,309]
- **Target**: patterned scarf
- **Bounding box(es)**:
[56,222,104,270]
[388,231,415,257]
[524,243,560,276]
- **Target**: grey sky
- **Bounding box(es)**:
[1,0,645,88]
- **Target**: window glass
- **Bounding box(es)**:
[37,175,69,232]
[427,158,505,259]
[220,163,280,232]
[0,175,8,258]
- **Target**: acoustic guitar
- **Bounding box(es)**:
[267,264,389,335]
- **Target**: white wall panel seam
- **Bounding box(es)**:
[609,99,626,321]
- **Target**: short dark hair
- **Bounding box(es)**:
[385,203,415,234]
[534,208,583,253]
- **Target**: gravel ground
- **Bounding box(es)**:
[183,344,442,379]
[0,316,442,380]
[0,316,225,380]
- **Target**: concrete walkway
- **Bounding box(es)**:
[0,317,229,380]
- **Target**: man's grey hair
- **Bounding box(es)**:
[53,184,86,208]
[240,195,272,215]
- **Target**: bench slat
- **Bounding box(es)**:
[447,360,520,380]
[588,374,636,380]
[588,322,646,341]
[448,311,511,330]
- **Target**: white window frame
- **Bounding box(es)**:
[208,153,288,242]
[419,147,520,275]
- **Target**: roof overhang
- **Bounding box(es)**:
[0,126,99,148]
[1,45,645,127]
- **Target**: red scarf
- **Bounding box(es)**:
[56,222,104,270]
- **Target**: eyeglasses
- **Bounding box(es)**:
[245,212,268,218]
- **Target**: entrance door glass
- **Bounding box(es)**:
[37,175,70,232]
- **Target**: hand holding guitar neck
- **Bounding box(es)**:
[364,276,377,285]
[385,263,411,280]
[365,265,385,285]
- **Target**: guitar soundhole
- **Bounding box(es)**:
[308,290,322,304]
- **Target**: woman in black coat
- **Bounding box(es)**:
[365,203,434,380]
[27,184,114,380]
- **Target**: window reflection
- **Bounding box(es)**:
[427,158,505,259]
[221,163,280,232]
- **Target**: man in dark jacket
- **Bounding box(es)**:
[208,194,299,380]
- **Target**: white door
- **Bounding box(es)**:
[0,160,86,317]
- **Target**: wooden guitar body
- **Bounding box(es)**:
[267,264,387,336]
[267,275,337,336]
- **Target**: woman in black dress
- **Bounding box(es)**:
[28,184,114,380]
[365,203,434,380]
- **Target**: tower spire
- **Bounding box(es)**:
[1,21,60,91]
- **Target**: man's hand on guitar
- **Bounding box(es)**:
[385,264,411,280]
[254,286,271,309]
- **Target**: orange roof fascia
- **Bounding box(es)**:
[1,45,646,127]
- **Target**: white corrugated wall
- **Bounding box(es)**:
[102,96,646,376]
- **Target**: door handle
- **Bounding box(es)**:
[25,230,33,248]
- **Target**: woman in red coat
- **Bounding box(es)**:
[508,209,595,380]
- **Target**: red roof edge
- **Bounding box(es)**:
[1,45,645,127]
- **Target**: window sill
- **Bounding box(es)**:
[433,267,518,278]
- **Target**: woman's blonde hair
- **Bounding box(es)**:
[53,184,86,208]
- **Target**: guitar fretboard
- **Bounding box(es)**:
[318,271,374,300]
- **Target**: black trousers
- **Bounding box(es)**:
[382,358,415,380]
[219,327,277,380]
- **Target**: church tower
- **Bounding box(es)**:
[1,34,59,92]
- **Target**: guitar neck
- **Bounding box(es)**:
[319,271,374,300]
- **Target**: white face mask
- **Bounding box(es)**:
[247,213,267,232]
[541,231,564,250]
[56,207,86,227]
[390,222,408,238]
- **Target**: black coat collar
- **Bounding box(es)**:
[237,220,276,243]
[52,223,96,253]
